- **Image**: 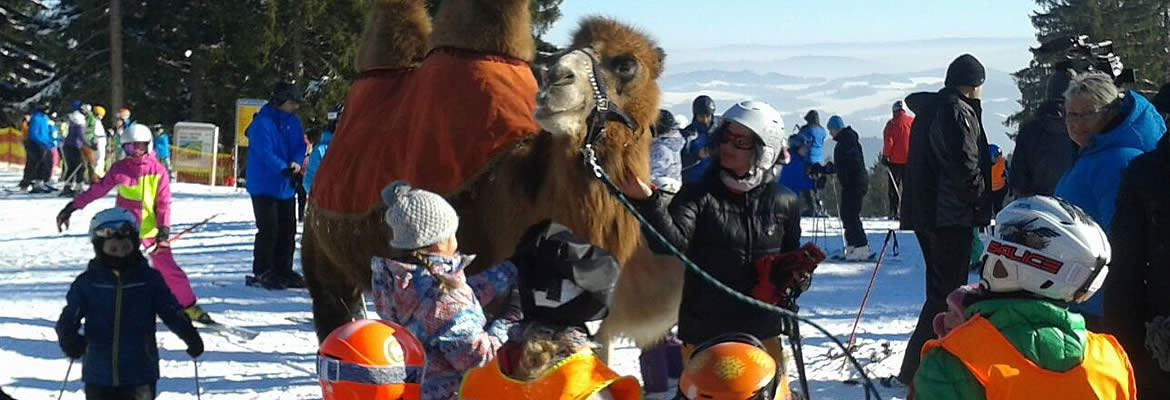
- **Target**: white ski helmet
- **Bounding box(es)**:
[89,208,139,241]
[717,100,787,173]
[980,196,1111,303]
[121,123,152,145]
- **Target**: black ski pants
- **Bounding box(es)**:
[64,145,85,186]
[24,145,53,184]
[840,188,867,247]
[85,383,156,400]
[251,195,296,277]
[898,226,974,383]
[887,163,905,217]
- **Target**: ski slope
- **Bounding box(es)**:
[0,170,964,399]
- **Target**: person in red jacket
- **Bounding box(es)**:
[882,100,913,219]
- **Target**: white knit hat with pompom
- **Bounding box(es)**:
[382,181,459,249]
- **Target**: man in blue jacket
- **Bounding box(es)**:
[245,82,307,290]
[1055,72,1165,329]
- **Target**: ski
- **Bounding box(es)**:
[828,252,878,262]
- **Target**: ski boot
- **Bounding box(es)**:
[281,271,307,289]
[183,304,216,325]
[246,271,288,290]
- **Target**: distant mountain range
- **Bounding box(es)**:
[660,67,1023,167]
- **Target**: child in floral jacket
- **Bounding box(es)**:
[370,181,521,400]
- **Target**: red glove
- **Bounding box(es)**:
[752,243,826,306]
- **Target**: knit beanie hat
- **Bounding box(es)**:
[382,181,459,250]
[826,115,845,131]
[945,54,986,88]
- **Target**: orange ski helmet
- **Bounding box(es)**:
[679,333,780,400]
[317,320,426,400]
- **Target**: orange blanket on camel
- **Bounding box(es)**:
[311,48,541,215]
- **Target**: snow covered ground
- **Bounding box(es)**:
[0,169,970,399]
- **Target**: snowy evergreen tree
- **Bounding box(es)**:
[0,0,65,124]
[1009,0,1170,130]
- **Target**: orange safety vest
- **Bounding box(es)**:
[920,315,1136,400]
[459,351,643,400]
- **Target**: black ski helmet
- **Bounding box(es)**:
[692,95,716,117]
[1154,82,1170,115]
[654,109,677,136]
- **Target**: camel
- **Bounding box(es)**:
[303,0,684,352]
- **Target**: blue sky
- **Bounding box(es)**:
[545,0,1039,50]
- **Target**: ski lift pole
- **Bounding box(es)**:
[57,358,74,400]
[845,229,896,350]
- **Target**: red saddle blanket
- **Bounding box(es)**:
[311,48,541,215]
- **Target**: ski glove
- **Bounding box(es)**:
[186,335,205,358]
[751,243,826,307]
[56,202,78,232]
[155,226,171,247]
[60,336,86,359]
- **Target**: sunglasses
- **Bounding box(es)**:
[94,222,137,239]
[719,133,758,150]
[122,142,148,155]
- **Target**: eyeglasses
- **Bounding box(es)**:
[1066,100,1119,122]
[719,133,758,150]
[93,222,137,239]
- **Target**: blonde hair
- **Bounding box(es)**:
[512,330,576,381]
[393,249,461,294]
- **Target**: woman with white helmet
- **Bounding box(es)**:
[913,195,1135,399]
[618,100,809,398]
[55,123,215,325]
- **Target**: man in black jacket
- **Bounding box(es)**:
[827,115,870,260]
[897,54,993,384]
[1009,70,1077,197]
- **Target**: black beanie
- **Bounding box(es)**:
[270,82,303,105]
[945,54,986,88]
[1154,82,1170,114]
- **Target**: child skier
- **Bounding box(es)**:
[911,195,1136,399]
[370,181,521,400]
[56,123,214,324]
[459,220,642,400]
[55,207,204,400]
[152,125,174,181]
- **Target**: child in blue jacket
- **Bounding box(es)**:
[55,208,204,400]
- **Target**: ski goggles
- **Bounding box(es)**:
[316,356,424,386]
[93,221,138,240]
[122,142,148,155]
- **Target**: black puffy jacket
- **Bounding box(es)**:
[635,168,802,344]
[833,126,868,195]
[1009,100,1077,197]
[1104,134,1170,399]
[901,88,993,230]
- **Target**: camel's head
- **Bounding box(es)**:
[534,17,664,144]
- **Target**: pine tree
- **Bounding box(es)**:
[0,0,65,123]
[1010,0,1170,130]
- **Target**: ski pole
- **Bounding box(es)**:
[57,358,74,400]
[846,229,896,350]
[194,360,202,400]
[145,213,222,254]
[789,319,812,399]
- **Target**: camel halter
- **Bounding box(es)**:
[542,46,639,177]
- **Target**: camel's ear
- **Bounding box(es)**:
[652,47,666,79]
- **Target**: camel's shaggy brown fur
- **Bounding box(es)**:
[430,0,534,62]
[355,0,431,72]
[307,3,680,348]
